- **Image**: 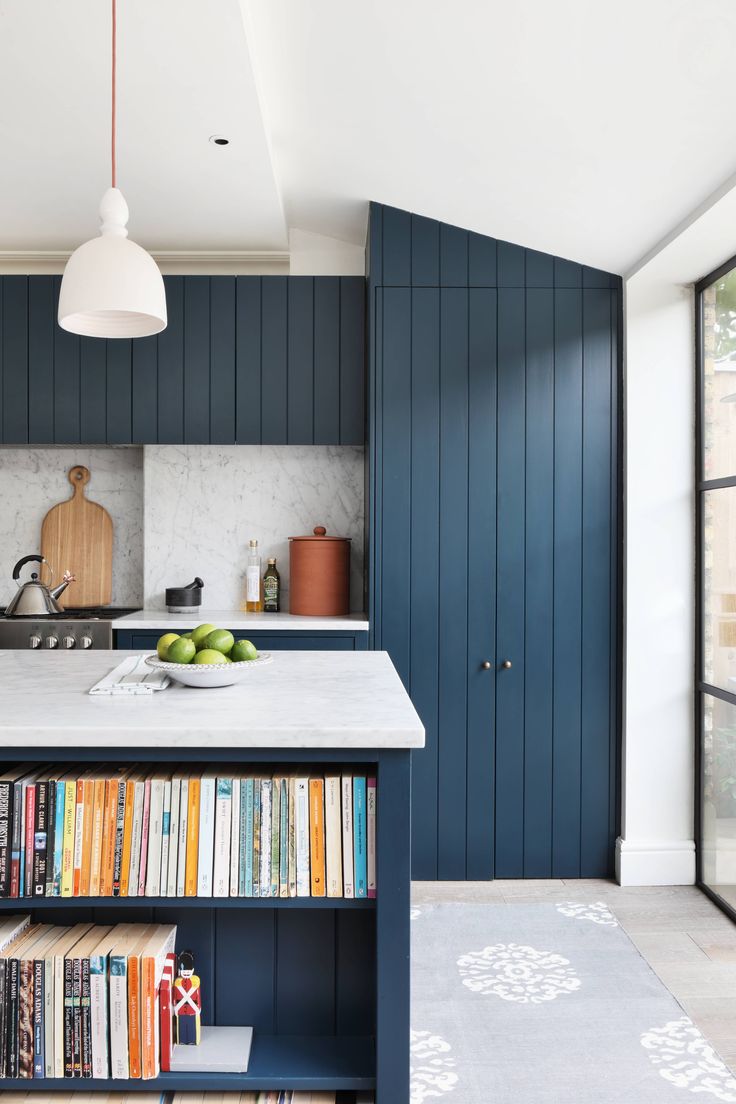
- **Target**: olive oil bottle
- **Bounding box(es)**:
[245,539,263,612]
[263,558,280,612]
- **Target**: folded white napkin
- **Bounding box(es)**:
[89,654,171,695]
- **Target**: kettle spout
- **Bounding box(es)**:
[49,570,76,600]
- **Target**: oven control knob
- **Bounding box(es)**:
[44,635,59,649]
[80,635,93,649]
[29,634,42,649]
[62,636,75,649]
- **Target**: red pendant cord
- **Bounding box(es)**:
[111,0,117,188]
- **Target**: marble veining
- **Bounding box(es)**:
[0,649,425,749]
[0,447,143,608]
[144,445,365,611]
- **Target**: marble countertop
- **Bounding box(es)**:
[115,609,369,631]
[0,649,424,749]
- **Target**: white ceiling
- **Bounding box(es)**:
[3,1,736,272]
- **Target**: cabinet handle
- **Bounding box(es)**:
[481,660,492,670]
[502,660,512,669]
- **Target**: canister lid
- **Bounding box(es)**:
[289,525,351,542]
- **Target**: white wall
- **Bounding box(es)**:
[0,447,143,609]
[288,229,365,276]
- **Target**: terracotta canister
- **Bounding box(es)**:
[289,526,351,616]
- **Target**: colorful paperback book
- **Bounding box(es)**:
[52,923,92,1079]
[197,767,218,897]
[367,777,377,898]
[213,775,233,898]
[127,773,146,898]
[270,775,281,898]
[229,776,241,897]
[22,775,36,899]
[60,777,76,898]
[88,775,107,897]
[112,769,131,896]
[159,778,172,898]
[341,775,354,899]
[279,777,289,898]
[166,775,182,898]
[324,775,342,898]
[309,778,326,898]
[72,774,86,897]
[176,776,189,898]
[32,779,49,897]
[288,775,297,897]
[51,777,65,897]
[184,775,200,897]
[90,925,130,1080]
[43,773,56,897]
[295,777,310,897]
[353,777,367,899]
[138,776,152,897]
[259,779,272,898]
[252,776,261,898]
[141,924,177,1079]
[145,773,167,897]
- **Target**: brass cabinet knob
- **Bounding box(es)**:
[481,660,492,670]
[502,660,512,669]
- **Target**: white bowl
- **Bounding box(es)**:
[145,651,272,688]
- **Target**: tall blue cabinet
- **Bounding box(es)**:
[368,203,622,880]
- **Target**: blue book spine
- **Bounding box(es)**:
[252,783,261,897]
[33,958,44,1077]
[353,777,367,898]
[243,779,254,897]
[52,781,65,896]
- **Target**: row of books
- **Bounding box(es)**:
[0,764,377,900]
[2,1095,344,1103]
[0,914,176,1080]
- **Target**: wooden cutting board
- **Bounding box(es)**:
[40,465,113,608]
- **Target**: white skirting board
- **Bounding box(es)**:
[615,837,696,886]
[170,1025,253,1072]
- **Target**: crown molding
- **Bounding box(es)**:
[0,250,290,275]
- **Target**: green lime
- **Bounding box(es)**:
[191,623,217,649]
[194,648,227,665]
[167,636,196,664]
[157,632,180,660]
[203,628,235,656]
[231,639,258,662]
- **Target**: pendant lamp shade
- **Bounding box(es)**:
[58,188,167,339]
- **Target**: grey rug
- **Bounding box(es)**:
[411,901,736,1104]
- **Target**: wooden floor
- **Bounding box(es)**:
[413,879,736,1069]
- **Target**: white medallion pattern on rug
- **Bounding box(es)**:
[640,1016,736,1102]
[456,942,581,1003]
[555,900,618,926]
[410,1028,459,1102]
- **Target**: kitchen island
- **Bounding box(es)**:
[0,649,423,1102]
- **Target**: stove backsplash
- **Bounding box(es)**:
[0,447,144,609]
[144,444,365,611]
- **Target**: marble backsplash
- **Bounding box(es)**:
[0,447,144,608]
[144,445,365,611]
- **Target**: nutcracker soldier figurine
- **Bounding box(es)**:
[173,949,201,1045]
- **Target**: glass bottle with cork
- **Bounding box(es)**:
[263,558,280,612]
[244,539,263,613]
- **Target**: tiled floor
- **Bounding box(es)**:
[412,878,736,1069]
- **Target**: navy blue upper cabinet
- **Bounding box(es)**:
[369,203,622,881]
[0,275,365,446]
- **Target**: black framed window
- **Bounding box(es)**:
[696,256,736,919]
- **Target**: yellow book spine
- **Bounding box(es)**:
[60,779,76,898]
[79,778,95,897]
[309,779,325,897]
[120,778,136,897]
[88,778,106,897]
[185,778,201,897]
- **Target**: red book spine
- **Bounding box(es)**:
[24,785,36,898]
[159,978,172,1072]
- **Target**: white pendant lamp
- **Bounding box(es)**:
[58,0,166,339]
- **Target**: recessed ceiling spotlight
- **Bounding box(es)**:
[209,135,230,146]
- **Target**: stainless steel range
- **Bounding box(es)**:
[0,608,138,649]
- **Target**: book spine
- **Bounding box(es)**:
[166,778,181,898]
[80,956,92,1077]
[89,954,109,1079]
[295,778,310,897]
[44,955,54,1077]
[52,780,65,896]
[229,776,240,897]
[0,958,6,1076]
[53,953,65,1077]
[159,978,172,1072]
[108,954,128,1079]
[89,778,106,897]
[32,957,45,1077]
[242,778,253,897]
[310,778,326,897]
[145,778,164,897]
[197,775,216,897]
[72,955,82,1076]
[45,779,56,896]
[18,959,34,1078]
[213,776,232,898]
[176,777,189,897]
[62,954,74,1076]
[138,778,152,896]
[10,778,23,898]
[141,955,156,1079]
[32,779,48,896]
[127,779,145,898]
[112,778,128,896]
[7,957,21,1076]
[354,777,367,898]
[0,779,12,896]
[80,779,95,897]
[61,780,76,898]
[23,781,35,898]
[325,776,343,897]
[251,779,261,898]
[288,776,297,897]
[367,777,377,898]
[159,779,172,897]
[128,955,142,1079]
[341,775,355,898]
[270,777,281,898]
[279,778,289,898]
[259,780,272,898]
[72,777,85,896]
[185,777,200,897]
[120,778,136,897]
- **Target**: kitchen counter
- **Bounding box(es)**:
[115,609,369,631]
[0,649,423,749]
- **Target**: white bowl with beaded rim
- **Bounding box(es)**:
[144,651,272,688]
